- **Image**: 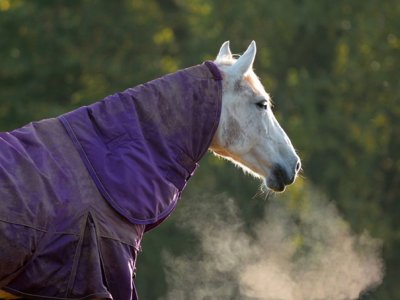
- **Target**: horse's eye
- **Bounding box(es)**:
[256,100,268,110]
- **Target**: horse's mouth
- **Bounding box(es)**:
[266,177,286,192]
[265,164,297,192]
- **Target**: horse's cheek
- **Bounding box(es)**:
[222,116,243,149]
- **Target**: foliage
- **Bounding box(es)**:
[1,0,399,299]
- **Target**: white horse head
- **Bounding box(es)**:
[210,41,301,192]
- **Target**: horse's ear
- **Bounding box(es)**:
[230,41,256,76]
[216,41,232,61]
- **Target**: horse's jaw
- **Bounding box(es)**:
[209,145,271,191]
[210,142,299,193]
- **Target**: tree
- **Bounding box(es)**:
[1,0,399,298]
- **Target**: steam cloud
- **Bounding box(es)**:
[162,186,384,300]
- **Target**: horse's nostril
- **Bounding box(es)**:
[295,160,301,173]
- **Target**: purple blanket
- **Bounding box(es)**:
[0,62,222,299]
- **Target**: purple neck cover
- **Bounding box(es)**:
[59,61,222,227]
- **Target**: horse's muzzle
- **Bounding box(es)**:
[267,161,300,192]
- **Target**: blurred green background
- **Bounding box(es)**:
[1,0,399,299]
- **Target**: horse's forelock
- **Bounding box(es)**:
[216,56,270,104]
[244,72,270,100]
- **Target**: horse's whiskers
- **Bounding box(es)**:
[252,183,274,202]
[252,185,265,200]
[265,189,275,202]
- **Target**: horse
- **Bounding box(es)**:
[0,41,300,300]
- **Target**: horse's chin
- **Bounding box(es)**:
[265,177,286,193]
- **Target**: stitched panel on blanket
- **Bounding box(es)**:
[0,119,144,299]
